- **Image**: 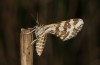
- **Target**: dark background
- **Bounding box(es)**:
[0,0,100,65]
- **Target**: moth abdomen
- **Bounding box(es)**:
[36,35,47,56]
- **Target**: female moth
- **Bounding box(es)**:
[24,19,84,56]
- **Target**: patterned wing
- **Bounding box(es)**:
[45,19,84,41]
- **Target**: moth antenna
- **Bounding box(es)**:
[24,13,40,34]
[31,13,39,25]
[30,14,37,23]
[36,13,39,25]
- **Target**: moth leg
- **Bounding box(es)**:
[27,39,37,49]
[31,39,37,45]
[23,39,36,55]
[23,39,37,55]
[23,26,38,34]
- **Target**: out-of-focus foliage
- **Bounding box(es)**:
[0,0,100,65]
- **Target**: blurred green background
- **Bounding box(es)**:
[0,0,100,65]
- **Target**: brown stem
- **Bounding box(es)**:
[20,28,33,65]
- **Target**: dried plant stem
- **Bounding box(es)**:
[20,28,33,65]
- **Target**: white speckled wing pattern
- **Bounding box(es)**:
[45,19,84,41]
[28,19,84,56]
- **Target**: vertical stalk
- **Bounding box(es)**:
[20,28,33,65]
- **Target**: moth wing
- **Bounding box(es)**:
[44,19,84,41]
[59,19,84,41]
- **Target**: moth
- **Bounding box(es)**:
[24,19,84,56]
